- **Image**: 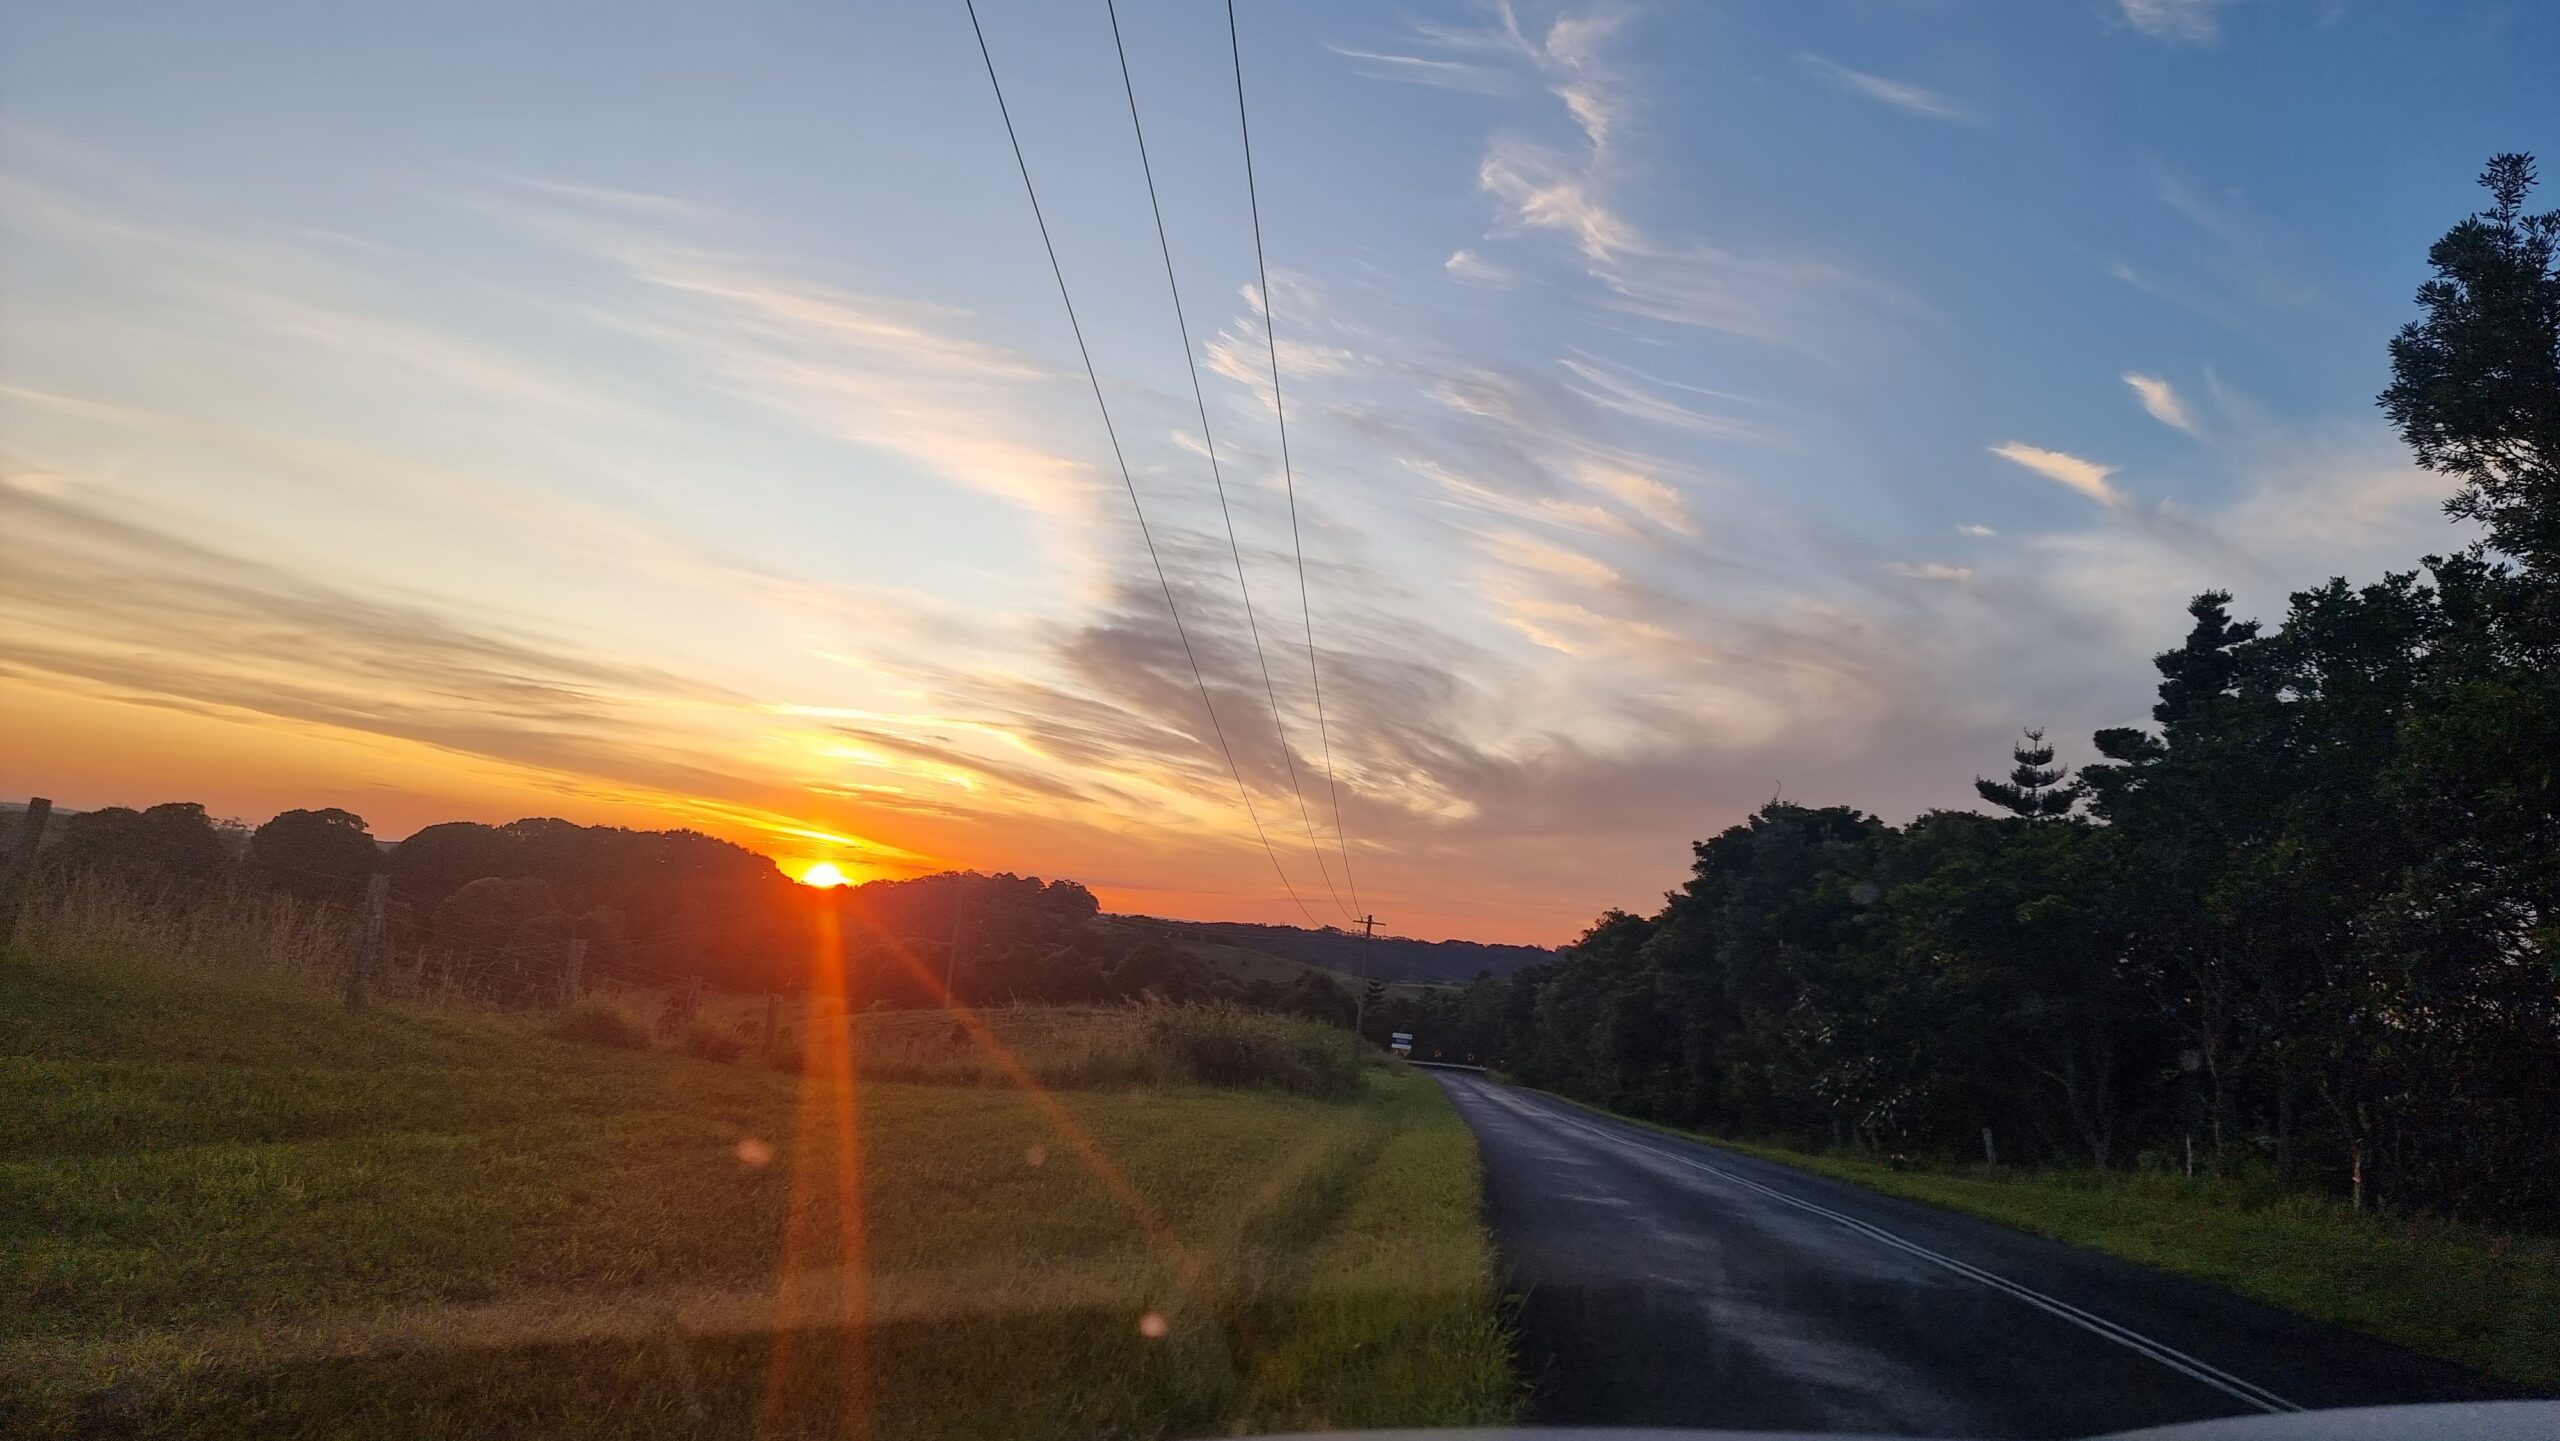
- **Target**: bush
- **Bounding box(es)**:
[677,1019,748,1064]
[1145,1004,1363,1098]
[543,999,650,1050]
[828,1004,1364,1096]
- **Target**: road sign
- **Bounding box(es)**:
[1390,1031,1413,1056]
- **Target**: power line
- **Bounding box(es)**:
[963,0,1321,927]
[1103,0,1353,924]
[1226,0,1364,922]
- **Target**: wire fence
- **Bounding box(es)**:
[16,862,764,1020]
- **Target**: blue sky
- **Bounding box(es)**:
[2,0,2551,940]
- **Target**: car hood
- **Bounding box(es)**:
[1232,1400,2560,1441]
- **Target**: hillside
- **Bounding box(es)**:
[1116,916,1554,986]
[1,928,1514,1436]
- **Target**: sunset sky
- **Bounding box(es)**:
[2,1,2550,942]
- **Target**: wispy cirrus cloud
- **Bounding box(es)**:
[1,167,620,423]
[2108,167,2347,355]
[0,477,815,822]
[1482,529,1622,587]
[1322,43,1517,96]
[555,243,1100,521]
[1205,289,1366,395]
[2124,372,2202,435]
[1991,441,2126,507]
[1887,561,1975,582]
[1478,135,1913,358]
[1576,461,1696,536]
[2,158,1342,891]
[1558,352,1766,440]
[1537,7,1633,155]
[1795,55,1978,123]
[1444,247,1516,288]
[2118,0,2226,45]
[2149,167,2337,317]
[1341,5,1915,361]
[1361,0,1631,155]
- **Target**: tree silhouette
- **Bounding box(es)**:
[1974,728,2076,818]
[387,821,519,907]
[52,802,228,883]
[2380,153,2560,571]
[246,808,379,895]
[1399,155,2560,1230]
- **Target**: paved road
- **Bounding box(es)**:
[1430,1070,2508,1438]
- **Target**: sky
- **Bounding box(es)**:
[1,0,2551,943]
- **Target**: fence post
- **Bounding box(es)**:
[1981,1126,1997,1168]
[763,990,779,1046]
[345,873,390,1012]
[560,939,586,1007]
[0,797,53,953]
[684,974,704,1024]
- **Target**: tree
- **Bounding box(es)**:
[388,821,519,908]
[1974,728,2076,818]
[433,876,565,950]
[50,802,229,884]
[2381,154,2560,571]
[1467,153,2560,1227]
[246,808,379,896]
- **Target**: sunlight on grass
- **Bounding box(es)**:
[0,919,1515,1437]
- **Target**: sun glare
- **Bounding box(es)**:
[797,860,851,889]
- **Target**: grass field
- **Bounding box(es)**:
[1550,1096,2560,1391]
[1,937,1514,1438]
[662,993,1368,1096]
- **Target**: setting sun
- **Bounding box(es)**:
[796,860,851,889]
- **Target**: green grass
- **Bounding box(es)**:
[831,1004,1363,1097]
[1538,1092,2559,1391]
[1,941,1513,1437]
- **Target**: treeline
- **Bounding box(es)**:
[835,870,1196,1007]
[1129,917,1554,984]
[1386,157,2560,1231]
[27,804,812,1000]
[18,803,1368,1019]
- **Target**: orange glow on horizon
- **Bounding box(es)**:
[796,859,853,889]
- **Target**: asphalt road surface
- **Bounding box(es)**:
[1429,1070,2507,1438]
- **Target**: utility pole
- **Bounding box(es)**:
[1353,913,1377,1038]
[346,873,389,1012]
[0,797,53,954]
[945,880,966,1004]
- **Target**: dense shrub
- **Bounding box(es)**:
[1145,1004,1363,1098]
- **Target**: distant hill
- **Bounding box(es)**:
[3,794,1561,992]
[1113,916,1553,986]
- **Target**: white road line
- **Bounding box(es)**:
[1457,1077,2301,1415]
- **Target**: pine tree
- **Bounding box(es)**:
[1975,728,2077,818]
